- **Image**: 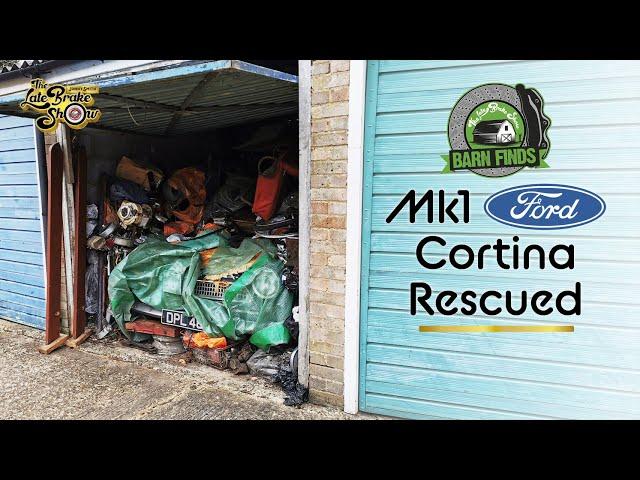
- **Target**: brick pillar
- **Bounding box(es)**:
[307,60,350,407]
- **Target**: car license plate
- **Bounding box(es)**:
[161,309,203,331]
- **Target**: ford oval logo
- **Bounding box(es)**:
[484,184,606,230]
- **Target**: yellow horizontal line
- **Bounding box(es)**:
[419,325,575,333]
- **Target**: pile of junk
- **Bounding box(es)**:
[84,135,306,407]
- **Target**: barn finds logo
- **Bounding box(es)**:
[442,83,551,177]
[20,78,101,133]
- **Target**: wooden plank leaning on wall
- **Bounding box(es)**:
[38,143,67,353]
[56,125,75,333]
[39,133,93,352]
[68,145,93,346]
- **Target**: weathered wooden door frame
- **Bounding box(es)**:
[42,143,64,347]
[297,60,312,388]
[39,140,91,352]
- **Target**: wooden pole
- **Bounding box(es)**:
[71,146,88,339]
[57,125,75,330]
[43,143,64,346]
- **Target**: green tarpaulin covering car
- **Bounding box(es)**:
[108,231,293,350]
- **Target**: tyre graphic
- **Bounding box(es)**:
[64,103,86,126]
[449,84,524,177]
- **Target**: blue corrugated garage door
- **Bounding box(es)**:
[0,115,45,329]
[359,60,640,419]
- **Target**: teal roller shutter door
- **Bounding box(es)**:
[359,60,640,419]
[0,115,45,329]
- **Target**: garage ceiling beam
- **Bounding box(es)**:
[98,92,177,113]
[86,123,166,138]
[98,102,297,114]
[164,71,220,135]
[188,102,297,112]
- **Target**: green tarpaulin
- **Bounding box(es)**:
[108,231,292,350]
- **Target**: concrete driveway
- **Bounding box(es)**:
[0,319,377,420]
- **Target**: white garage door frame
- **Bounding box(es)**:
[344,60,367,414]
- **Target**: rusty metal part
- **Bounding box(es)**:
[155,212,168,223]
[236,342,254,362]
[117,201,153,228]
[125,319,182,337]
[229,356,249,374]
[45,143,64,345]
[194,279,232,301]
[206,347,232,369]
[228,342,254,374]
[152,335,186,355]
[98,222,118,238]
[112,235,134,248]
[87,235,107,250]
[131,302,162,319]
[189,345,232,370]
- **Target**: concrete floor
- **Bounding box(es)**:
[0,319,378,420]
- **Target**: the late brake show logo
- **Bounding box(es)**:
[442,83,551,177]
[20,78,101,133]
